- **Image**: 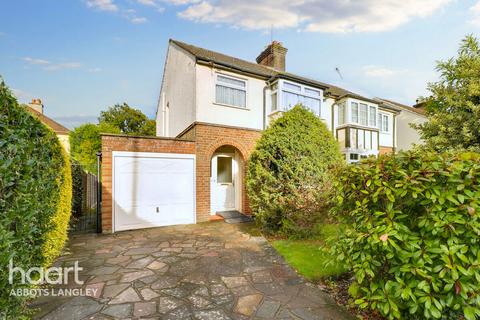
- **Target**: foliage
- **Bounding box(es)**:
[70,103,155,172]
[272,224,347,281]
[247,105,343,237]
[71,160,84,217]
[0,80,72,317]
[413,35,480,152]
[328,151,480,319]
[69,122,119,172]
[98,103,156,135]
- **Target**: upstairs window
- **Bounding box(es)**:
[280,81,322,115]
[379,113,390,133]
[215,74,247,108]
[369,106,377,126]
[351,102,359,123]
[349,101,377,127]
[338,104,346,125]
[359,103,368,126]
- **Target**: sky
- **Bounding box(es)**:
[1,0,479,129]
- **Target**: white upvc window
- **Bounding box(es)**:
[351,102,359,123]
[279,81,322,116]
[215,74,247,108]
[338,103,346,125]
[348,100,378,128]
[378,113,390,133]
[369,106,377,126]
[359,103,368,126]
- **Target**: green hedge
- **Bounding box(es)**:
[0,80,72,317]
[329,151,480,319]
[247,105,343,237]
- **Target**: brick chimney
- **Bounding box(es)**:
[256,41,288,71]
[28,98,44,114]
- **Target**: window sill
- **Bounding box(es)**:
[213,102,250,111]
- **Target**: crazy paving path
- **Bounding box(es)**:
[32,222,354,320]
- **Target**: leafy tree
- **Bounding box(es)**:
[99,103,155,135]
[414,35,480,152]
[69,122,119,173]
[70,103,155,172]
[247,105,343,237]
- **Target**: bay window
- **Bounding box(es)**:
[338,103,346,125]
[351,102,359,123]
[359,103,368,126]
[347,100,378,128]
[278,81,322,115]
[369,106,376,126]
[215,74,247,108]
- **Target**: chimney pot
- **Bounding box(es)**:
[29,98,44,114]
[256,41,287,71]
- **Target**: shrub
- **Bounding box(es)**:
[329,151,480,319]
[71,160,84,217]
[0,80,72,317]
[247,105,343,237]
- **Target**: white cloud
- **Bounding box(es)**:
[85,0,118,12]
[469,1,480,26]
[363,65,407,78]
[88,67,102,73]
[23,57,51,65]
[130,16,148,23]
[22,57,82,71]
[137,0,156,6]
[43,62,82,71]
[176,0,452,33]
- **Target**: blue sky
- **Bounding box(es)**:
[1,0,479,129]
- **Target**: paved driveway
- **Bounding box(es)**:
[33,222,353,319]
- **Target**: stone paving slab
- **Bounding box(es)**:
[32,222,354,319]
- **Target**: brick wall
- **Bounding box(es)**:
[379,146,394,155]
[190,123,262,222]
[101,134,195,233]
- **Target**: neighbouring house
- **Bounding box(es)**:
[376,98,427,151]
[25,99,70,153]
[100,39,426,233]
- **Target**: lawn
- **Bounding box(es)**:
[271,224,348,281]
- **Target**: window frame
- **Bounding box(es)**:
[378,112,391,133]
[346,99,378,128]
[214,73,248,109]
[278,80,323,116]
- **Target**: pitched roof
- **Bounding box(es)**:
[26,106,70,134]
[376,98,426,116]
[170,39,378,102]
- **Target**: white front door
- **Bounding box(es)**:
[212,154,235,211]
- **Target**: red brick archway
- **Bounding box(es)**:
[192,123,262,222]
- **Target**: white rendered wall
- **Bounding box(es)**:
[156,43,196,137]
[396,110,426,151]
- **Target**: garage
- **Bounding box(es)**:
[112,151,196,232]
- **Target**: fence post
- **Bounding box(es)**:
[96,151,102,234]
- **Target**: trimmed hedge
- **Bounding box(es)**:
[329,151,480,319]
[0,80,72,317]
[247,105,343,237]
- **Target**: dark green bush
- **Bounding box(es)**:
[329,151,480,319]
[0,80,72,317]
[71,160,84,217]
[247,105,343,237]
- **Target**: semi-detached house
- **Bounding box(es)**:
[100,39,426,233]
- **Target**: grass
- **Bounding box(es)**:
[271,224,348,281]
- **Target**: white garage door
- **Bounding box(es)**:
[112,151,195,232]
